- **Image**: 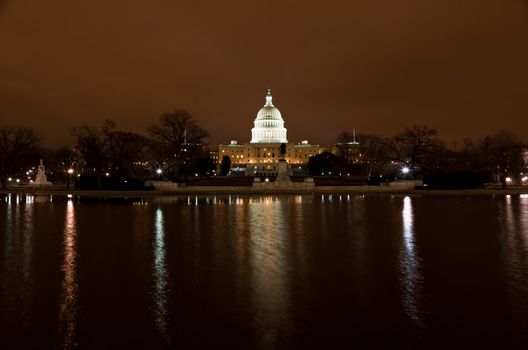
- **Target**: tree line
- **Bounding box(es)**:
[0,110,212,189]
[0,114,526,189]
[309,125,526,188]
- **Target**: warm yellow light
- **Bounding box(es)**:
[67,169,74,174]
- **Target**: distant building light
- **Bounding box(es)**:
[8,178,12,182]
[16,179,20,183]
[402,167,410,174]
[505,177,512,183]
[105,172,110,177]
[67,168,74,174]
[156,169,162,175]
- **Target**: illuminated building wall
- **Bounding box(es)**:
[218,89,324,175]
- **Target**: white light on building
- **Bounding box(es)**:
[250,88,288,143]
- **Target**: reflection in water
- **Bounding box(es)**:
[4,194,528,346]
[347,196,368,302]
[2,194,15,272]
[22,195,34,285]
[248,196,290,349]
[153,208,170,344]
[1,195,34,325]
[400,196,424,328]
[18,196,35,325]
[59,200,78,349]
[502,195,528,320]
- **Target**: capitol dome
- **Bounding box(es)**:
[250,88,288,143]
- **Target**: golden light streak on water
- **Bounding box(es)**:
[248,196,290,349]
[153,207,170,344]
[59,200,78,349]
[400,196,424,328]
[503,194,528,320]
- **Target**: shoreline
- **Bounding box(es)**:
[1,186,528,198]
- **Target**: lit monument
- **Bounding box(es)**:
[34,159,53,187]
[250,87,288,144]
[218,88,325,177]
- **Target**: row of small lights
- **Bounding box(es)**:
[7,168,76,183]
[6,166,528,183]
[400,167,528,183]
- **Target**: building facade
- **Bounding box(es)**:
[219,89,324,176]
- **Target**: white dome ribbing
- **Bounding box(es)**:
[250,88,288,143]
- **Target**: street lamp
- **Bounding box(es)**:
[67,168,74,190]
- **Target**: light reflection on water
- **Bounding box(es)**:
[400,196,424,328]
[502,194,528,325]
[59,199,78,349]
[249,196,291,349]
[2,194,15,274]
[22,195,34,288]
[1,194,32,333]
[3,193,528,347]
[153,207,170,344]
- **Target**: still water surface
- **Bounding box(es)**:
[1,194,528,348]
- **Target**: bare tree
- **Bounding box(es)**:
[71,124,107,188]
[147,110,209,178]
[73,120,152,187]
[384,125,444,171]
[102,120,150,177]
[0,126,42,188]
[477,130,524,187]
[357,134,389,178]
[148,110,209,148]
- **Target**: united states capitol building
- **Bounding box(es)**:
[218,88,325,176]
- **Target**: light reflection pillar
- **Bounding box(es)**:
[502,195,528,315]
[153,207,170,344]
[400,196,424,328]
[59,200,78,348]
[248,197,290,349]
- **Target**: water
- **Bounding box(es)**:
[1,194,528,349]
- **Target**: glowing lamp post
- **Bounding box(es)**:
[67,168,74,190]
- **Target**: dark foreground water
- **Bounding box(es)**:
[1,194,528,349]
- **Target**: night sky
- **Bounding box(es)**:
[1,0,527,147]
